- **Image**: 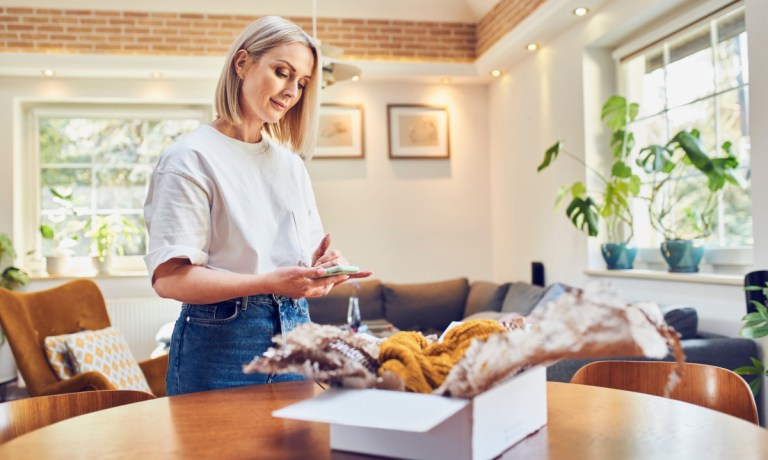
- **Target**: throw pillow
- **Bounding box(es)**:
[463,281,510,318]
[500,282,545,315]
[530,282,571,312]
[383,278,469,332]
[44,335,76,380]
[61,326,151,392]
[661,306,699,340]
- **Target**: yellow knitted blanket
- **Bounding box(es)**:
[378,319,506,393]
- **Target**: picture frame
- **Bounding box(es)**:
[314,103,365,159]
[387,104,450,159]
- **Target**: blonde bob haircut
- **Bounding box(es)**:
[215,16,321,159]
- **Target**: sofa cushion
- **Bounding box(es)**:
[661,306,698,340]
[308,279,383,324]
[463,281,506,318]
[383,278,469,333]
[500,282,545,315]
[530,283,571,312]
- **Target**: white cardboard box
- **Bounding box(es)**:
[273,365,547,460]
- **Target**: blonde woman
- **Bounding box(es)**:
[144,16,370,395]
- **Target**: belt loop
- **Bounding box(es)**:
[272,293,280,305]
[240,296,249,311]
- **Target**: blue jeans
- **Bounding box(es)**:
[166,294,311,396]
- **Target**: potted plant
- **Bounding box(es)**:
[39,187,85,275]
[86,214,139,275]
[636,130,743,272]
[0,233,29,383]
[734,279,768,395]
[538,95,641,269]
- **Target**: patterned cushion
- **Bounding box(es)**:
[44,335,76,380]
[47,327,151,392]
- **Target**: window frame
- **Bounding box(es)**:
[18,99,213,276]
[613,0,753,274]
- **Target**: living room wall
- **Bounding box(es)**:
[0,75,493,290]
[488,0,768,337]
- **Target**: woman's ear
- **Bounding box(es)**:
[234,49,249,78]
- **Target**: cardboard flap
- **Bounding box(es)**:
[273,388,469,432]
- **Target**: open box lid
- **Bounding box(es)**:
[273,388,469,432]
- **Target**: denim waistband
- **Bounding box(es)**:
[238,294,296,307]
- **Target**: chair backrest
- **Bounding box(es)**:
[0,279,112,396]
[570,360,759,424]
[0,389,155,443]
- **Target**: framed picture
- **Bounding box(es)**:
[387,104,450,159]
[314,103,364,159]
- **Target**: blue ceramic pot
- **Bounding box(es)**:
[601,243,637,270]
[660,239,705,273]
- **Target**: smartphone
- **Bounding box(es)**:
[317,265,360,277]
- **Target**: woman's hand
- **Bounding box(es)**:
[311,234,372,284]
[267,266,347,298]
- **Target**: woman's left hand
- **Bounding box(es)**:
[311,234,372,283]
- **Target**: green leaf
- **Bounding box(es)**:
[565,196,599,237]
[748,376,763,397]
[40,224,55,240]
[538,141,563,172]
[601,96,637,131]
[554,186,569,210]
[740,325,768,339]
[627,175,641,195]
[611,161,632,178]
[734,365,759,376]
[750,357,765,372]
[570,181,586,198]
[637,145,674,173]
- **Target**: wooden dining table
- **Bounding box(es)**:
[1,380,767,459]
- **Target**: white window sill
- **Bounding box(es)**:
[585,269,742,286]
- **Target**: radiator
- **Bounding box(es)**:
[106,297,182,361]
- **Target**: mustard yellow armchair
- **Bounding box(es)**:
[0,279,167,397]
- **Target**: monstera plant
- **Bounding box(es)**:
[538,95,641,269]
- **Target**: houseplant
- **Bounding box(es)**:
[87,214,139,274]
[0,233,29,382]
[40,186,84,275]
[538,95,641,269]
[734,279,768,395]
[636,130,743,272]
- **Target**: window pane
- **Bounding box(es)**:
[667,99,717,152]
[40,169,92,211]
[39,119,90,164]
[641,66,666,117]
[666,25,715,108]
[716,10,748,92]
[95,167,151,209]
[720,176,752,246]
[718,86,750,164]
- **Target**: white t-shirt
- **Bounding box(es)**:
[143,124,325,280]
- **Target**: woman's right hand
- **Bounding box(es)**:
[267,266,348,298]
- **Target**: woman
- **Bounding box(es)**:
[144,16,370,396]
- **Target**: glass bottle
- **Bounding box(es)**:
[347,296,361,332]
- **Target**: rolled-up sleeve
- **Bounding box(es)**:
[144,169,211,280]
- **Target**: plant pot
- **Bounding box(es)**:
[660,239,705,273]
[601,243,637,270]
[45,255,70,275]
[92,255,113,275]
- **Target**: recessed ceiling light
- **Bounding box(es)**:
[42,69,55,76]
[526,43,539,51]
[573,7,589,16]
[150,72,163,78]
[490,69,502,78]
[351,75,360,82]
[441,77,453,84]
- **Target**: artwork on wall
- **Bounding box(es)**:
[314,103,365,159]
[387,104,450,159]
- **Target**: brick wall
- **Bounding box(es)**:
[477,0,546,56]
[0,7,476,63]
[0,4,543,63]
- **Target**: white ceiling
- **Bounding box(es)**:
[1,0,501,22]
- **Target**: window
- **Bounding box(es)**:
[23,102,211,274]
[620,4,751,254]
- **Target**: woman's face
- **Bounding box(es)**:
[235,42,315,125]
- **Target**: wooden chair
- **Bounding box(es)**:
[0,389,155,443]
[570,360,759,424]
[0,279,168,397]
